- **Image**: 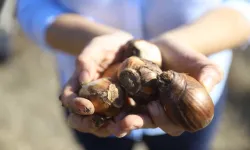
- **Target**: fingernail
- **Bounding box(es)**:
[202,76,214,92]
[148,101,160,117]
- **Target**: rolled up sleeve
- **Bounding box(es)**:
[16,0,68,52]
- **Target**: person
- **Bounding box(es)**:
[0,0,10,64]
[16,0,250,150]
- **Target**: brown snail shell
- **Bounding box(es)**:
[121,40,162,67]
[101,63,121,80]
[157,70,215,132]
[117,56,162,104]
[78,78,125,119]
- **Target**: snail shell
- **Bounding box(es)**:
[121,40,162,67]
[157,70,215,132]
[117,56,162,104]
[101,63,121,80]
[79,78,125,118]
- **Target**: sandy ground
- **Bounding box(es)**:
[1,1,250,150]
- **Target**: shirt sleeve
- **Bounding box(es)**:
[16,0,69,52]
[220,0,250,50]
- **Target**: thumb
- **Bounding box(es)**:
[76,55,96,85]
[197,63,224,92]
[76,42,105,84]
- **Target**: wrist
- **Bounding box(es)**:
[150,35,199,71]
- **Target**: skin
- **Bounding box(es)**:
[46,14,126,56]
[47,7,250,137]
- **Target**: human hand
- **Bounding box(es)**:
[59,31,133,137]
[153,38,224,93]
[105,37,224,137]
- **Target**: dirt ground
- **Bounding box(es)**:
[1,1,250,150]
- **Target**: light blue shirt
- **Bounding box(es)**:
[16,0,250,141]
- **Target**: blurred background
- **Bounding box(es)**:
[0,0,250,150]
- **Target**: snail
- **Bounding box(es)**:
[157,70,214,132]
[121,39,162,67]
[117,56,162,104]
[77,40,214,132]
[78,77,125,127]
[117,56,214,132]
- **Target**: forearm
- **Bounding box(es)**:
[16,0,128,56]
[46,14,124,55]
[153,7,250,56]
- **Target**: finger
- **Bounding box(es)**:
[106,121,128,138]
[77,41,106,84]
[147,101,184,136]
[99,50,119,69]
[92,120,115,137]
[155,39,223,92]
[60,71,81,108]
[198,63,224,92]
[113,111,127,122]
[107,114,156,138]
[76,56,97,84]
[185,53,223,92]
[68,113,112,137]
[93,127,111,138]
[93,72,101,81]
[67,97,95,115]
[67,113,97,133]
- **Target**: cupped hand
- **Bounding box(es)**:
[76,32,133,84]
[105,37,224,138]
[59,31,133,137]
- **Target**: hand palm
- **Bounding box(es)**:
[76,33,133,84]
